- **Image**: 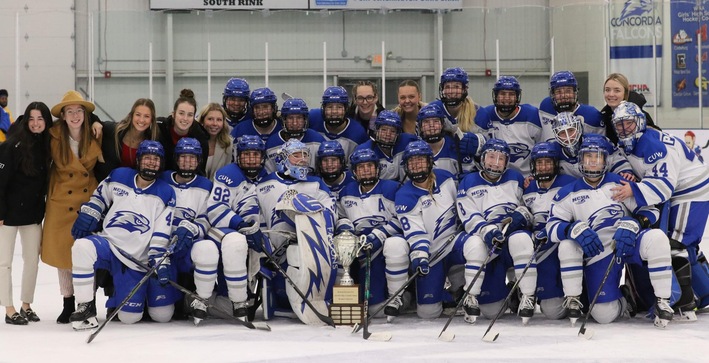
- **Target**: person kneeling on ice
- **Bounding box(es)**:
[456,138,538,325]
[256,139,338,325]
[69,141,176,329]
[546,136,675,328]
[395,140,473,319]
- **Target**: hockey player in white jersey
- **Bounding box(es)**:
[354,110,418,182]
[69,141,176,328]
[395,140,473,319]
[522,142,577,322]
[538,70,605,142]
[610,101,709,313]
[456,138,538,324]
[264,98,325,173]
[257,139,337,325]
[309,86,368,157]
[337,148,408,320]
[315,140,355,200]
[231,87,282,142]
[547,135,675,327]
[158,138,217,325]
[479,76,542,177]
[206,136,263,320]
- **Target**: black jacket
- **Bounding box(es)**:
[601,91,659,145]
[156,115,210,176]
[0,137,49,226]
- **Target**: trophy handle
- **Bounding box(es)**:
[355,234,368,255]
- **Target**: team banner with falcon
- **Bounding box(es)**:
[670,0,709,107]
[608,0,663,107]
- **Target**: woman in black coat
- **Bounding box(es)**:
[157,89,210,176]
[0,102,51,325]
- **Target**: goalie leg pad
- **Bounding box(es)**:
[672,253,697,311]
[689,247,709,308]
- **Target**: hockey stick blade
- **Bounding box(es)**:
[437,331,455,342]
[578,326,595,340]
[482,330,500,343]
[364,331,392,341]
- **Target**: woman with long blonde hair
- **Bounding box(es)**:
[198,103,232,180]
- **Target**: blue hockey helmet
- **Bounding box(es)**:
[417,104,445,143]
[439,67,469,107]
[480,138,510,179]
[402,140,434,183]
[530,142,560,182]
[350,148,380,186]
[249,87,278,128]
[281,98,309,139]
[316,140,346,182]
[549,71,578,112]
[235,135,266,179]
[492,76,522,114]
[174,137,202,179]
[374,110,402,149]
[321,86,350,105]
[276,139,311,181]
[578,134,613,179]
[611,101,646,153]
[136,140,164,181]
[223,78,250,120]
[552,112,583,156]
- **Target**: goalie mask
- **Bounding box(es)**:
[552,112,583,157]
[236,135,266,179]
[480,138,510,180]
[281,98,309,140]
[350,148,379,187]
[402,140,434,183]
[321,86,349,129]
[492,76,522,115]
[611,101,646,153]
[417,104,445,143]
[276,139,311,181]
[222,78,250,121]
[549,71,578,113]
[136,140,165,181]
[174,137,202,179]
[530,142,560,182]
[316,140,346,183]
[250,87,278,128]
[374,110,402,149]
[439,67,469,108]
[578,134,612,180]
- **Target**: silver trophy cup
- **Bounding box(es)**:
[333,230,363,286]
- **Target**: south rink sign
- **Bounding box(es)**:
[150,0,462,10]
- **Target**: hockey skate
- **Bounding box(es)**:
[563,295,583,327]
[620,284,637,318]
[676,307,697,322]
[70,300,98,331]
[190,298,208,326]
[518,294,535,325]
[233,301,249,321]
[654,297,674,329]
[384,295,403,323]
[463,294,480,324]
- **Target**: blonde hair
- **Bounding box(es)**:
[198,103,232,150]
[455,97,480,133]
[114,98,158,156]
[57,107,93,165]
[604,73,630,101]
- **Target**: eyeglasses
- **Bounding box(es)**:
[356,95,376,103]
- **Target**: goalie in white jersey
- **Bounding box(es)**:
[337,148,408,320]
[69,141,176,328]
[456,138,538,325]
[547,136,675,327]
[395,140,473,319]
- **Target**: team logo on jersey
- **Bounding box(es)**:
[572,195,590,204]
[174,207,197,226]
[508,143,531,164]
[433,205,457,241]
[259,185,275,194]
[353,215,386,229]
[344,200,358,208]
[483,202,516,223]
[588,205,624,231]
[421,198,433,209]
[106,211,151,234]
[469,189,488,199]
[112,187,129,197]
[216,174,235,185]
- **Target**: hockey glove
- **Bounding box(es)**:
[71,203,102,239]
[458,132,483,157]
[149,256,170,286]
[410,248,430,275]
[506,206,532,235]
[481,224,505,251]
[362,230,385,251]
[534,229,548,248]
[174,220,199,253]
[568,221,604,257]
[245,229,265,253]
[613,217,640,259]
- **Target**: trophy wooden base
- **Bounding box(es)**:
[330,284,362,325]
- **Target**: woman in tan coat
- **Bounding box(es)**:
[41,91,103,324]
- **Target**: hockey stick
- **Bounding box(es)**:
[111,243,271,331]
[87,237,177,344]
[281,92,293,101]
[363,246,392,341]
[578,252,618,340]
[260,236,337,328]
[438,224,509,342]
[482,236,546,342]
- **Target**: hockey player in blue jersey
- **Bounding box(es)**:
[480,76,542,176]
[69,141,177,328]
[610,101,709,315]
[264,98,325,173]
[538,70,604,142]
[231,87,282,142]
[222,78,252,127]
[547,135,675,327]
[522,142,577,322]
[316,140,355,200]
[428,67,488,135]
[395,140,473,319]
[308,86,368,157]
[158,138,216,325]
[256,139,337,325]
[354,110,418,182]
[417,103,479,178]
[456,138,537,325]
[337,148,409,321]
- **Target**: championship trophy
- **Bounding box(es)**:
[329,230,365,325]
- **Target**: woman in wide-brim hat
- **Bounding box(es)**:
[41,90,104,324]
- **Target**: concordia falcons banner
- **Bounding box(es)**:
[608,0,663,106]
